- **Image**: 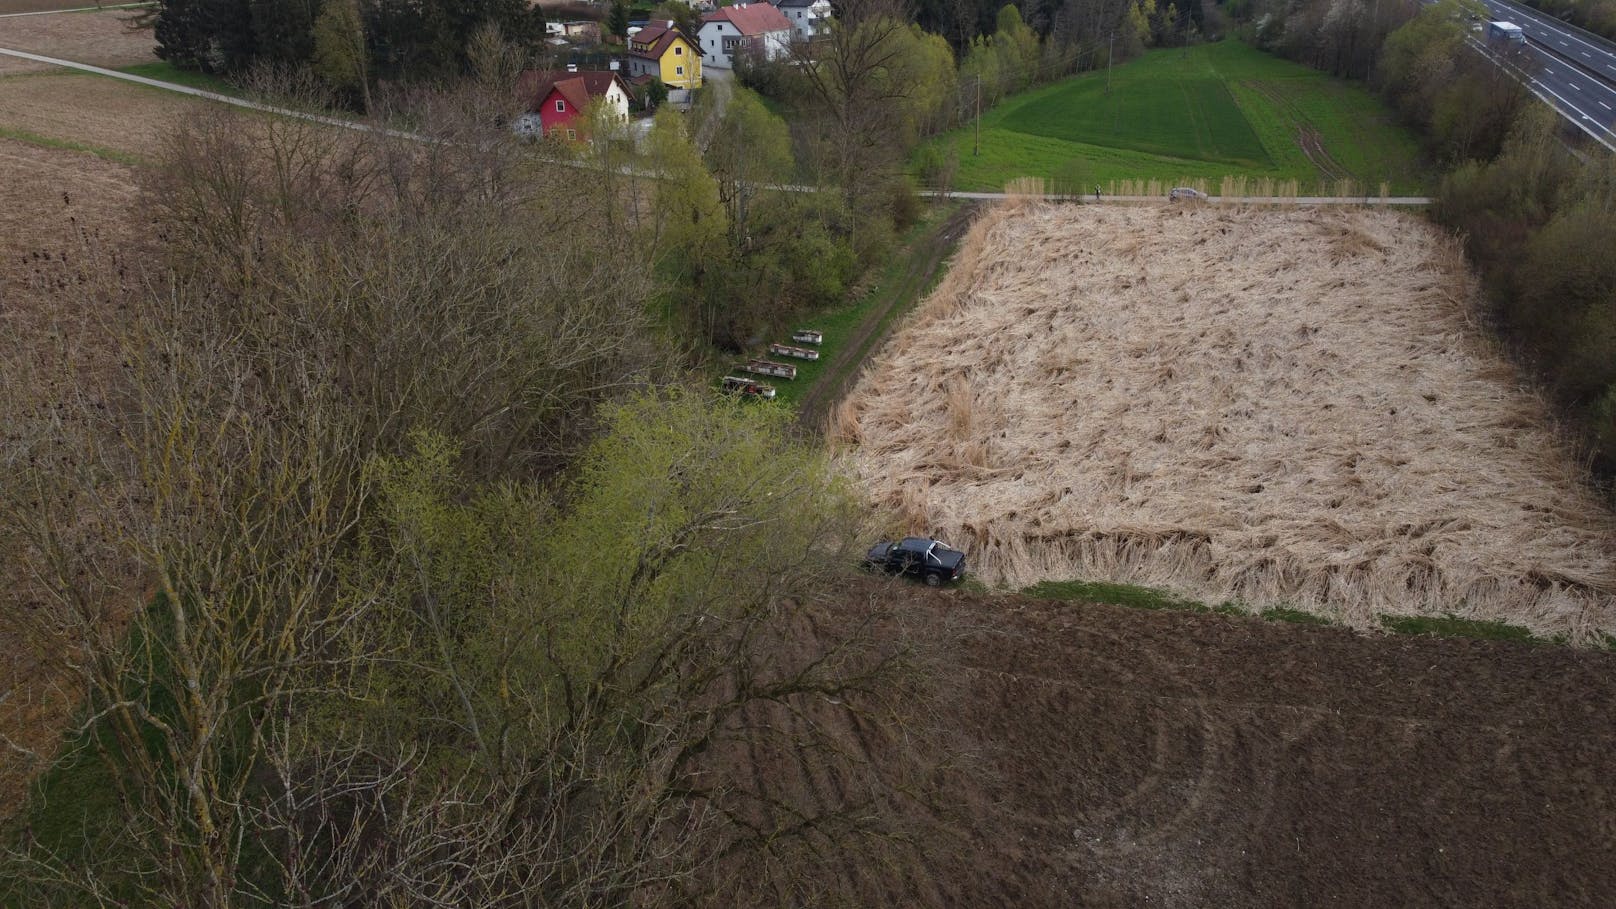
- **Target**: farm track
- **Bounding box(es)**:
[795,203,979,433]
[1242,79,1351,182]
[744,580,1616,907]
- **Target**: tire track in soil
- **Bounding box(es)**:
[1241,80,1352,183]
[795,203,981,434]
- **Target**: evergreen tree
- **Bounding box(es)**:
[608,0,630,39]
[250,0,318,65]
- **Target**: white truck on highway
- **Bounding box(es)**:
[1488,20,1525,46]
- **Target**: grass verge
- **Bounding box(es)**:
[1379,613,1541,643]
[118,61,241,96]
[0,124,142,164]
[1020,583,1583,646]
[1022,579,1242,615]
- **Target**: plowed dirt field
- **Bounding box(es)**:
[769,580,1616,907]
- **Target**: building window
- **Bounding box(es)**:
[567,129,577,140]
[675,45,682,54]
[676,65,683,75]
[555,100,565,112]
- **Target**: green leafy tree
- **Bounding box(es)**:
[312,0,370,109]
[702,86,795,243]
[643,108,729,338]
[993,4,1041,90]
[320,390,903,902]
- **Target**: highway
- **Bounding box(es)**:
[1474,0,1616,149]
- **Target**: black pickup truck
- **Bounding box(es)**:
[864,537,967,587]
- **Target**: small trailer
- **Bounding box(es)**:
[721,376,777,399]
[791,329,824,345]
[740,359,797,380]
[769,343,821,361]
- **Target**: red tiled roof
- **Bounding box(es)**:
[701,2,792,36]
[516,70,630,112]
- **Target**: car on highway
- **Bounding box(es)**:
[863,537,967,587]
[1168,187,1206,201]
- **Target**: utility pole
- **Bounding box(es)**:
[974,75,981,157]
[1106,31,1114,95]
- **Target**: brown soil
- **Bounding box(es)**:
[0,136,143,817]
[0,8,157,75]
[763,579,1616,908]
[0,70,198,158]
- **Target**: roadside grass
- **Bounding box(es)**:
[718,201,961,410]
[1019,581,1589,646]
[1022,579,1243,615]
[923,39,1426,194]
[118,60,240,96]
[1261,606,1334,625]
[1379,613,1542,643]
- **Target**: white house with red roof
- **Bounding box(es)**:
[769,0,831,41]
[697,2,794,70]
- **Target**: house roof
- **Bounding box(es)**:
[627,22,690,60]
[516,70,630,113]
[771,0,819,9]
[701,2,792,36]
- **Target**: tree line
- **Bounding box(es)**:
[140,0,545,90]
[1511,0,1616,44]
[1233,0,1616,481]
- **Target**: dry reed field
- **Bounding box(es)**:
[0,70,198,157]
[0,8,157,74]
[834,202,1616,640]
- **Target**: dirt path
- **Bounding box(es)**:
[795,202,979,432]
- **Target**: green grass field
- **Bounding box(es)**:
[924,40,1427,194]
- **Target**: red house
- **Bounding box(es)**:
[513,69,633,140]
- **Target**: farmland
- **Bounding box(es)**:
[835,202,1616,641]
[0,7,157,74]
[720,581,1616,906]
[922,40,1427,194]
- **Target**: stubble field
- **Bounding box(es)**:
[0,8,157,74]
[835,202,1616,641]
[0,70,198,159]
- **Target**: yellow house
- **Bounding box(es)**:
[625,23,702,90]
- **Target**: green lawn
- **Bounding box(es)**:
[925,40,1427,194]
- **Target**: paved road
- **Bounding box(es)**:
[1471,0,1616,149]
